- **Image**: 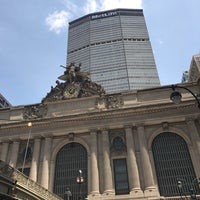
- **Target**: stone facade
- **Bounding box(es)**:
[188,54,200,82]
[0,81,200,200]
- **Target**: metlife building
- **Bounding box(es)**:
[67,9,160,94]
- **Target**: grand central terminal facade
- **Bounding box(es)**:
[0,60,200,200]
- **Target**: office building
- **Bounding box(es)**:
[67,9,160,94]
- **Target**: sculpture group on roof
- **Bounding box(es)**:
[58,63,89,83]
[42,63,105,103]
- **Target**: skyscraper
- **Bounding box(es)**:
[67,8,160,94]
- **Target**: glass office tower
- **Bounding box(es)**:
[67,9,160,94]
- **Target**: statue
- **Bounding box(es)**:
[59,63,89,83]
[42,63,105,103]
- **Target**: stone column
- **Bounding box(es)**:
[125,126,143,197]
[49,159,55,192]
[9,141,19,168]
[89,130,100,196]
[30,138,41,181]
[186,119,200,175]
[187,120,200,154]
[41,137,52,189]
[102,129,114,195]
[137,125,158,197]
[0,142,9,162]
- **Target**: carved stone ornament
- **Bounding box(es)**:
[12,169,62,200]
[42,63,105,102]
[188,55,200,82]
[109,130,127,156]
[23,104,47,120]
[96,95,124,110]
[189,63,200,82]
[106,95,124,109]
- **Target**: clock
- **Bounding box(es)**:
[63,83,80,98]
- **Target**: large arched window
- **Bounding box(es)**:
[152,132,199,197]
[54,142,88,200]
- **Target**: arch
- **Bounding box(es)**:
[148,126,192,150]
[151,132,199,197]
[53,142,88,200]
[51,137,90,161]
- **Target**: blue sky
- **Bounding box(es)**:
[0,0,200,106]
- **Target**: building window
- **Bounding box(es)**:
[152,132,199,197]
[113,158,129,195]
[54,142,88,200]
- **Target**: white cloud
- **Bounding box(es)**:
[83,0,99,14]
[60,0,78,12]
[45,0,143,34]
[45,10,70,34]
[100,0,142,10]
[83,0,142,15]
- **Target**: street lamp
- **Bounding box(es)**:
[177,178,200,200]
[76,169,84,200]
[177,179,189,200]
[64,187,72,200]
[170,85,200,109]
[189,187,197,200]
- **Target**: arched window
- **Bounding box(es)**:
[152,132,199,197]
[54,142,88,200]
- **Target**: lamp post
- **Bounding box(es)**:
[177,178,200,200]
[177,180,184,199]
[170,85,200,109]
[76,169,84,200]
[177,179,190,200]
[64,187,72,200]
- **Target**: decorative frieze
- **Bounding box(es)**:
[23,104,47,120]
[96,95,124,110]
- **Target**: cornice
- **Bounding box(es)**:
[0,99,198,141]
[0,100,197,131]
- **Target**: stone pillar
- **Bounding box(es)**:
[41,137,52,189]
[187,120,200,154]
[186,119,200,175]
[102,129,114,195]
[0,142,9,162]
[125,126,143,197]
[30,138,41,181]
[137,125,158,197]
[49,159,55,192]
[89,130,100,197]
[9,141,19,168]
